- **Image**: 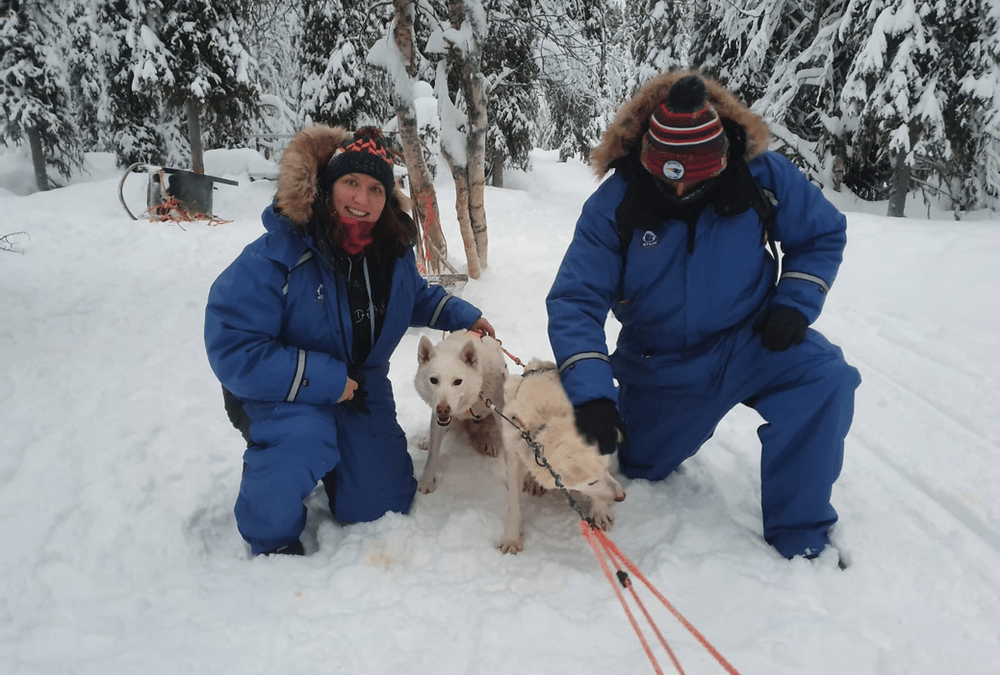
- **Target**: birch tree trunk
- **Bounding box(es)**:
[446,0,489,272]
[391,0,448,275]
[440,141,479,279]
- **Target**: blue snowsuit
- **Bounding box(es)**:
[205,203,481,555]
[547,77,860,558]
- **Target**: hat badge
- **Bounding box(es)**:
[662,160,685,180]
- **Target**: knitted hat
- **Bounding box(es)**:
[640,75,729,183]
[322,126,395,195]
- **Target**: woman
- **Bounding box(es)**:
[205,125,494,556]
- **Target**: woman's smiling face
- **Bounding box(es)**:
[332,172,386,223]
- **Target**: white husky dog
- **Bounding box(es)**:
[414,330,508,494]
[497,359,626,554]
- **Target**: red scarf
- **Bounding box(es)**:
[338,216,375,255]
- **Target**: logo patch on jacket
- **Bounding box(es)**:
[315,284,326,302]
[640,231,659,248]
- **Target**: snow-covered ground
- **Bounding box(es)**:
[2,144,998,674]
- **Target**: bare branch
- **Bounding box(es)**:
[1,231,29,254]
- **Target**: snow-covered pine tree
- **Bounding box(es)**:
[0,0,82,190]
[534,0,611,161]
[482,0,539,187]
[234,0,305,141]
[628,0,689,91]
[838,0,951,216]
[95,0,171,166]
[155,0,260,171]
[932,0,1000,213]
[67,0,105,153]
[689,0,810,105]
[299,0,392,129]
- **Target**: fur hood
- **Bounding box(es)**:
[274,125,354,227]
[273,124,412,228]
[589,69,771,178]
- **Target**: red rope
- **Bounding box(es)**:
[580,521,744,675]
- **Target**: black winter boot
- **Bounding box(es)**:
[262,540,305,556]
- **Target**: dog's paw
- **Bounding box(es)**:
[589,505,615,531]
[478,442,500,457]
[522,474,546,496]
[417,473,438,494]
[497,534,524,555]
[416,436,429,452]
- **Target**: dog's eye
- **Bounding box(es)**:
[430,377,439,385]
[453,379,463,386]
[588,480,599,486]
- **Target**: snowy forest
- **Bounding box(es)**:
[2,0,999,219]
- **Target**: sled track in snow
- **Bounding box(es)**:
[834,306,1000,557]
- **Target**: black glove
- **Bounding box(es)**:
[753,304,808,351]
[345,366,369,414]
[573,398,624,455]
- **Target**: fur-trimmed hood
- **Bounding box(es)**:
[589,69,770,178]
[274,124,355,227]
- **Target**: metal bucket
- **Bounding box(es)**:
[119,163,240,221]
[149,168,216,215]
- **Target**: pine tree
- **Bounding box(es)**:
[156,0,260,170]
[0,0,82,189]
[535,0,613,161]
[837,0,939,213]
[629,0,689,90]
[689,0,813,104]
[67,0,105,152]
[482,0,539,186]
[934,0,1000,212]
[299,0,392,129]
[95,0,171,166]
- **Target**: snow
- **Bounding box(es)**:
[2,146,999,675]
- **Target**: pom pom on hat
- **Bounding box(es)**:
[640,75,729,183]
[322,126,395,195]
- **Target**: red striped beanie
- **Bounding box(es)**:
[640,75,729,183]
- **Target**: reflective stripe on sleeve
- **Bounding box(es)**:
[558,351,610,375]
[429,295,453,327]
[780,271,830,294]
[286,349,307,401]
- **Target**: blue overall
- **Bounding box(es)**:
[547,151,861,558]
[205,204,482,554]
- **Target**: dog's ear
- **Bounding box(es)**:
[460,339,478,367]
[417,335,435,364]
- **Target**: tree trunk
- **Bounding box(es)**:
[26,127,49,192]
[441,144,481,280]
[392,0,448,275]
[186,98,205,174]
[886,150,909,217]
[490,151,504,188]
[448,0,489,271]
[462,66,488,269]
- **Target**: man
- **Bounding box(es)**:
[546,71,861,562]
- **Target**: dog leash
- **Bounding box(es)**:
[481,392,744,675]
[464,329,526,367]
[479,393,591,523]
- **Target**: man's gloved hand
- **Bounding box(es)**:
[345,366,369,414]
[573,398,624,455]
[753,304,808,351]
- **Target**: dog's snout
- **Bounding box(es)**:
[436,403,451,416]
[614,489,626,503]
